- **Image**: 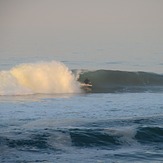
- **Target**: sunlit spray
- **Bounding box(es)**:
[0,61,81,95]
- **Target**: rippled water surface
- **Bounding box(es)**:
[0,93,163,163]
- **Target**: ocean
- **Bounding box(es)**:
[0,60,163,163]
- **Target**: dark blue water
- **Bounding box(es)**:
[0,92,163,163]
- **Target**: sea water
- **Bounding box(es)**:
[0,61,163,163]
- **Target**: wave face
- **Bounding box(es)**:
[77,70,163,93]
[0,61,80,95]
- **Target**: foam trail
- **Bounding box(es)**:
[0,61,81,95]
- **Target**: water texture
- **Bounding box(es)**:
[0,61,163,162]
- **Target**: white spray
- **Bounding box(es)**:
[0,61,81,95]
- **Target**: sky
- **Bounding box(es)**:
[0,0,163,72]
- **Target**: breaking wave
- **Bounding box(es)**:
[77,69,163,93]
[0,61,80,95]
[1,61,163,95]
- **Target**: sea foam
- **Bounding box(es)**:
[0,61,80,95]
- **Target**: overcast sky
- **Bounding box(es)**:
[0,0,163,71]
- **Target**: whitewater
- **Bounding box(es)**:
[0,60,163,163]
[0,61,80,95]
